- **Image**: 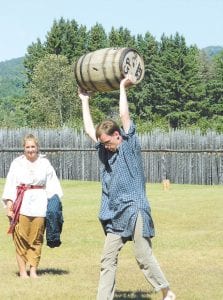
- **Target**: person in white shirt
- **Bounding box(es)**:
[2,134,63,278]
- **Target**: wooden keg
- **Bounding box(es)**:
[74,47,145,92]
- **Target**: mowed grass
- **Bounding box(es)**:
[0,179,222,300]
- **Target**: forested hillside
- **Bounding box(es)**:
[0,18,223,132]
[202,46,223,58]
[0,57,27,97]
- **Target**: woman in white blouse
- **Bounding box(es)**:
[2,134,63,278]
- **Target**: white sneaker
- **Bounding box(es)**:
[164,290,176,300]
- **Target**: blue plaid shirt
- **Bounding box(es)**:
[96,122,155,239]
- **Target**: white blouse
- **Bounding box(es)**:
[2,154,63,217]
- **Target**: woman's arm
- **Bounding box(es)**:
[6,200,14,219]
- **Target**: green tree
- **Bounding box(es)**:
[0,96,28,127]
[130,32,162,124]
[157,33,204,128]
[108,27,136,48]
[87,23,108,51]
[45,18,88,63]
[24,18,89,82]
[24,38,46,82]
[26,54,80,127]
[204,51,223,130]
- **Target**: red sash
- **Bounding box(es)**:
[7,184,45,234]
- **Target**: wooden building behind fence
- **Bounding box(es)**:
[0,128,223,185]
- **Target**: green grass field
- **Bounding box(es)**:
[0,179,222,300]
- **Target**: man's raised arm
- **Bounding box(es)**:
[78,88,97,142]
[119,75,135,133]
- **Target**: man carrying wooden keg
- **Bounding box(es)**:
[78,75,176,300]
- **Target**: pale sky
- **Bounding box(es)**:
[1,0,222,62]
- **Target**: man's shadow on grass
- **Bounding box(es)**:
[114,290,152,300]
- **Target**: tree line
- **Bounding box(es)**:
[1,17,223,132]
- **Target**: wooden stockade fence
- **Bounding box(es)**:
[0,128,223,185]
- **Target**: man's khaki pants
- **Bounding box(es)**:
[97,213,169,300]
